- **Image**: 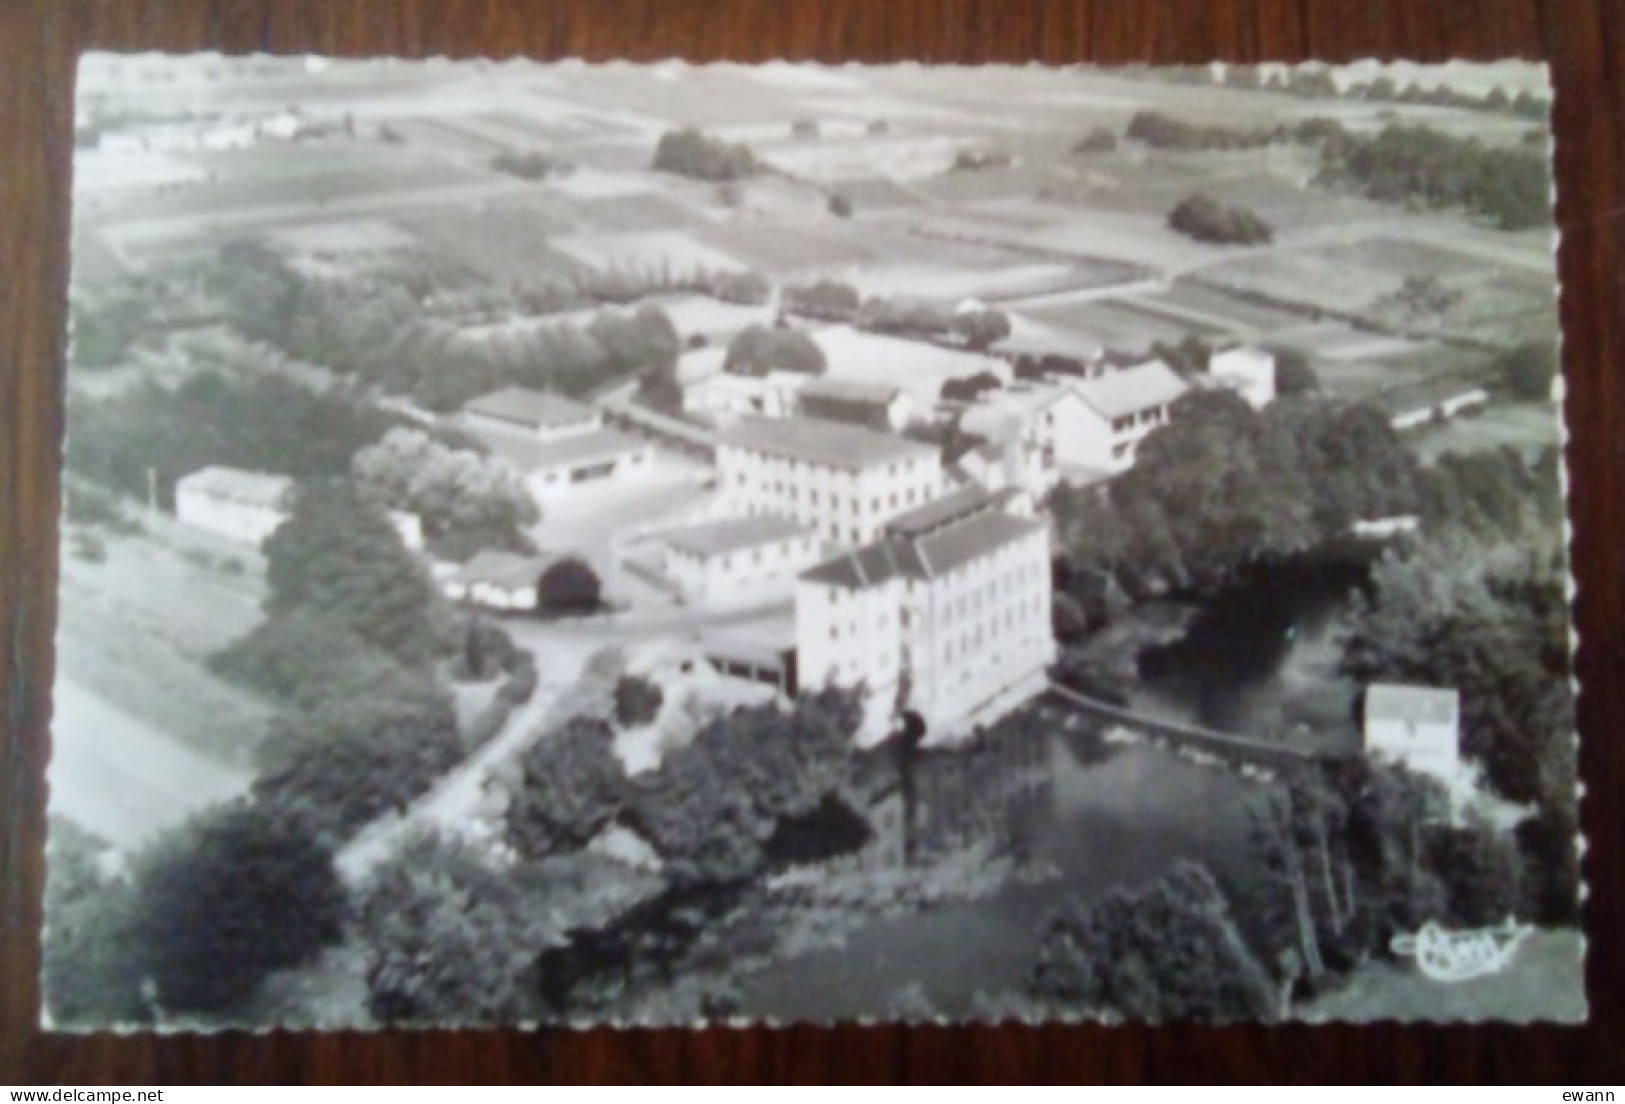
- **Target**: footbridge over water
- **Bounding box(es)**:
[1041,683,1354,778]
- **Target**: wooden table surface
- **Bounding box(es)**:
[2,0,1621,1084]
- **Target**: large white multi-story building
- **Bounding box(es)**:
[717,416,944,546]
[795,486,1056,743]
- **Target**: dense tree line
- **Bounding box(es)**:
[203,240,686,414]
[42,804,348,1025]
[1318,123,1551,230]
[1050,391,1419,603]
[65,371,400,506]
[1028,862,1279,1021]
[503,688,864,886]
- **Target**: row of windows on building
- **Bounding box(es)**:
[728,450,928,482]
[736,472,934,515]
[1109,407,1167,435]
[828,593,1045,644]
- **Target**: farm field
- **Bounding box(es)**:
[1022,296,1226,351]
[807,325,1010,403]
[1408,401,1563,462]
[54,520,273,767]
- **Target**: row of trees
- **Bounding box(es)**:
[1318,123,1551,230]
[504,687,865,886]
[66,371,401,507]
[1050,391,1420,603]
[1022,747,1541,1021]
[1219,65,1551,121]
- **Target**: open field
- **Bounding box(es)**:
[808,325,1010,402]
[54,520,273,767]
[1409,400,1563,462]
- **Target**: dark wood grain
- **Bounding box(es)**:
[3,0,1621,1084]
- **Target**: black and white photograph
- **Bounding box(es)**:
[45,55,1580,1029]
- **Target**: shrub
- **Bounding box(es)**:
[652,127,758,181]
[828,192,853,218]
[1167,194,1274,245]
[538,557,602,617]
[614,674,664,728]
[723,324,827,377]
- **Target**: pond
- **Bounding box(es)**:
[734,547,1377,1020]
[735,738,1271,1021]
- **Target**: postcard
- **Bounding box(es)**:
[45,56,1579,1028]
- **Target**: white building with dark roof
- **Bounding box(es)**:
[174,465,423,550]
[1363,683,1463,787]
[717,415,944,546]
[461,386,653,501]
[174,466,294,546]
[795,486,1055,742]
[441,550,559,612]
[463,387,602,440]
[660,515,823,608]
[796,378,915,432]
[1069,360,1190,473]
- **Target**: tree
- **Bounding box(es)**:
[651,127,758,181]
[1027,862,1278,1021]
[506,717,628,859]
[41,820,149,1026]
[614,674,664,728]
[1499,340,1558,400]
[1073,127,1117,153]
[263,480,443,667]
[722,323,827,377]
[538,557,602,616]
[127,802,348,1017]
[588,306,680,377]
[489,150,571,180]
[253,679,462,842]
[1272,348,1320,396]
[624,688,862,885]
[939,371,1003,403]
[358,831,561,1023]
[827,192,854,218]
[783,280,861,322]
[65,372,400,507]
[950,308,1012,351]
[209,609,411,712]
[713,271,772,306]
[1167,193,1274,245]
[352,427,539,560]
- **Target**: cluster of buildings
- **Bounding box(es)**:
[171,331,1285,745]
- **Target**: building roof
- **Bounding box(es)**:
[797,377,906,406]
[719,415,937,471]
[662,514,812,560]
[1365,683,1460,726]
[452,550,558,589]
[883,484,993,539]
[464,387,599,431]
[802,503,1044,590]
[1074,360,1189,420]
[477,425,647,474]
[176,465,293,509]
[959,381,1073,441]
